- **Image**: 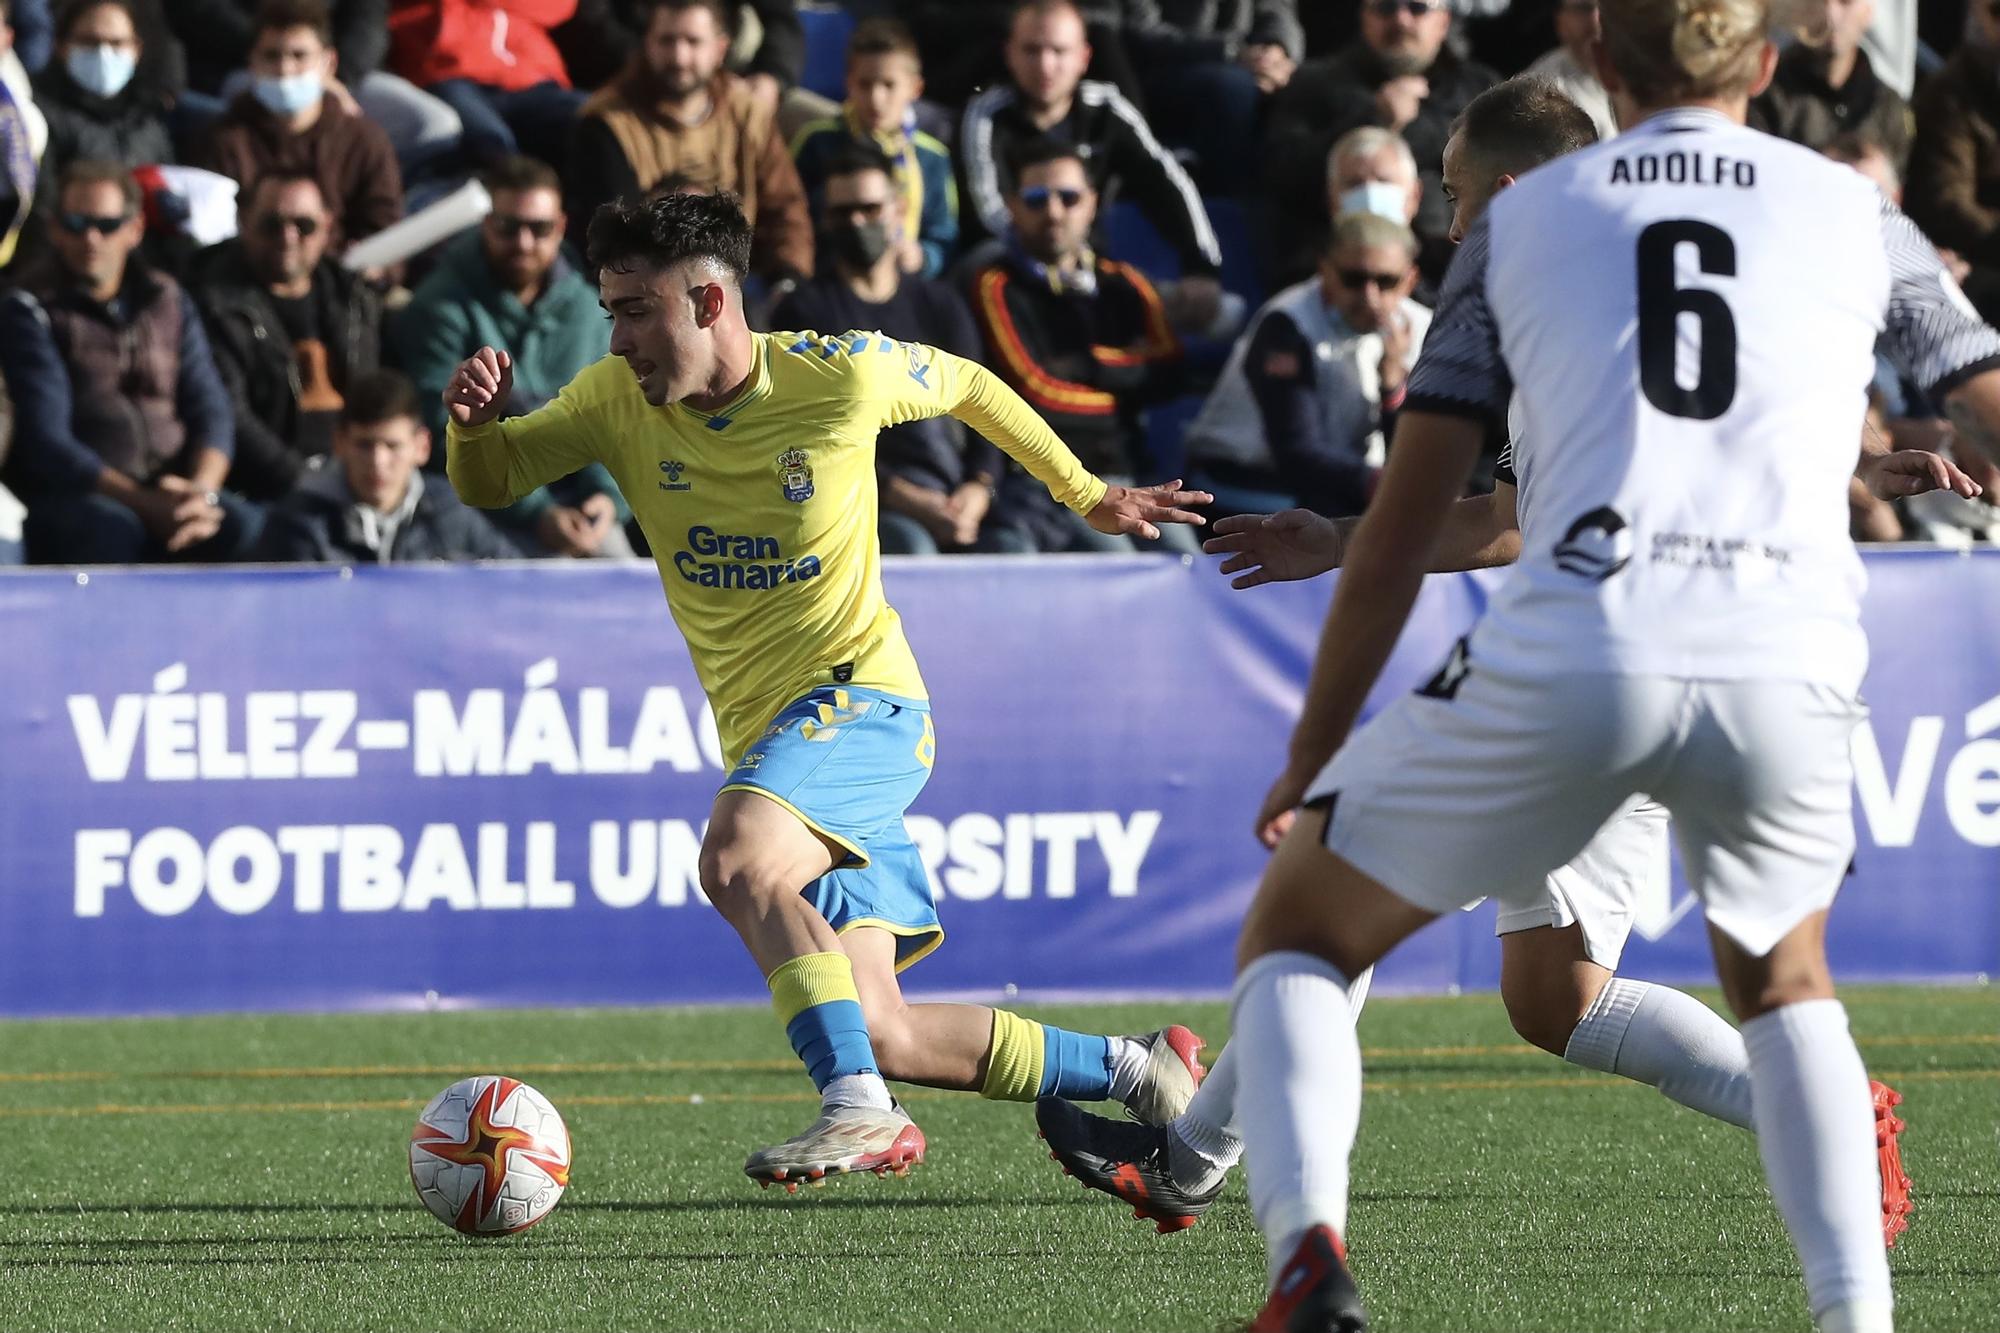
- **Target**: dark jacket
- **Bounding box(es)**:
[198,93,404,251]
[32,61,175,180]
[1261,40,1497,287]
[968,251,1181,494]
[255,464,517,563]
[187,240,383,500]
[1749,46,1911,170]
[958,78,1222,276]
[0,261,233,495]
[1907,45,2000,265]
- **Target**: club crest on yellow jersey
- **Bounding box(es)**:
[777,448,814,503]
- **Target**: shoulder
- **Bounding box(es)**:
[962,83,1017,133]
[788,116,844,159]
[1097,257,1161,299]
[911,131,952,164]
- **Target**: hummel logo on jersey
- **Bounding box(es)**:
[1417,636,1471,700]
[1553,507,1633,582]
[659,460,692,492]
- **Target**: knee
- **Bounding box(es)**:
[697,846,791,928]
[1502,978,1586,1057]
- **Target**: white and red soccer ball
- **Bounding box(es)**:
[408,1076,571,1235]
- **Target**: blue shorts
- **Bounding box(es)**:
[720,686,942,971]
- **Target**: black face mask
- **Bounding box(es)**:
[825,221,893,270]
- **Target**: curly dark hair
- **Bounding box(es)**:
[586,190,754,281]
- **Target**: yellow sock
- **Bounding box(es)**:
[980,1008,1047,1101]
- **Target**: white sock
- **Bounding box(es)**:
[1741,999,1892,1321]
[1564,977,1755,1129]
[1104,1035,1150,1105]
[1166,965,1373,1193]
[1169,1043,1242,1191]
[820,1072,895,1112]
[1234,950,1362,1285]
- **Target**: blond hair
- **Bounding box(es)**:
[1601,0,1769,106]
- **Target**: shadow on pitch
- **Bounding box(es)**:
[0,1193,1072,1219]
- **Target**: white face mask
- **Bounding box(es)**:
[66,44,137,98]
[1337,180,1410,223]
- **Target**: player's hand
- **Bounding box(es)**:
[1087,479,1211,541]
[1202,509,1345,588]
[447,347,514,428]
[1254,763,1312,849]
[1377,75,1429,132]
[1858,448,1982,500]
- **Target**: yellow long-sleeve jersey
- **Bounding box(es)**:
[448,330,1109,765]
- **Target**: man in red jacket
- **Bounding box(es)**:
[387,0,589,168]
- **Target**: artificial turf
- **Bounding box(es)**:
[3,986,1994,1332]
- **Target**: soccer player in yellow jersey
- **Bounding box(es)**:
[444,190,1213,1188]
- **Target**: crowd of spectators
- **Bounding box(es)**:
[0,0,1994,567]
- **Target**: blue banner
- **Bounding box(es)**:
[0,552,1993,1017]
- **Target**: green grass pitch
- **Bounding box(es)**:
[4,986,1995,1332]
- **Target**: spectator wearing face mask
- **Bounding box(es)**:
[1303,125,1427,297]
[197,0,402,252]
[773,143,1024,555]
[32,0,170,180]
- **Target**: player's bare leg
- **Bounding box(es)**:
[703,791,924,1191]
[1710,912,1894,1333]
[1231,804,1436,1332]
[842,927,1206,1123]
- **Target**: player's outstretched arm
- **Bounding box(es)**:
[444,345,601,509]
[1253,411,1484,846]
[1204,483,1521,590]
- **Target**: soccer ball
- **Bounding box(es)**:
[408,1076,572,1235]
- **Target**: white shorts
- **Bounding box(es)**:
[1305,662,1862,957]
[1491,797,1670,970]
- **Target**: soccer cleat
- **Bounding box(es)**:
[1123,1024,1207,1126]
[1872,1079,1913,1248]
[743,1102,925,1193]
[1249,1224,1368,1333]
[1036,1096,1222,1233]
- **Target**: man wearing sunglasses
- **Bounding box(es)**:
[1183,210,1425,522]
[970,137,1195,554]
[397,154,630,559]
[188,167,381,502]
[0,159,257,563]
[1263,0,1496,290]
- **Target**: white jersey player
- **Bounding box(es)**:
[1113,2,1999,1329]
[1034,72,1918,1257]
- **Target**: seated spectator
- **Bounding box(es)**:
[773,144,1025,555]
[197,0,402,253]
[386,0,588,169]
[33,0,171,180]
[959,0,1223,329]
[0,0,49,268]
[569,0,813,283]
[1522,0,1616,141]
[0,160,257,562]
[1262,0,1496,291]
[169,0,462,180]
[1184,211,1427,519]
[968,138,1186,553]
[790,18,956,280]
[1127,2,1305,194]
[1324,126,1422,250]
[394,155,631,558]
[187,168,379,501]
[1907,2,2000,325]
[1750,0,1910,168]
[254,368,516,561]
